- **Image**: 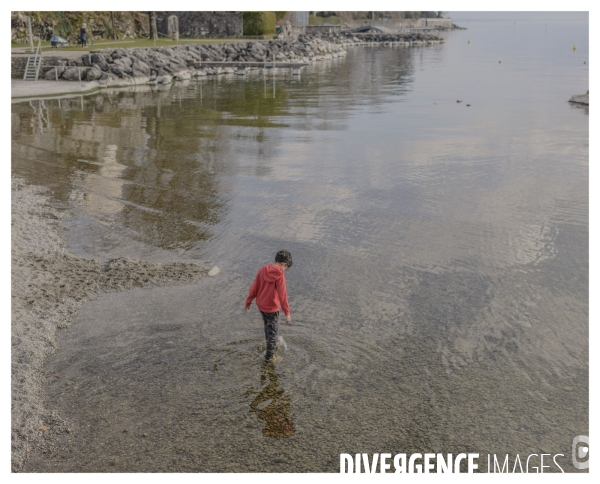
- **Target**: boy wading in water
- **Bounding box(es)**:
[245,250,292,363]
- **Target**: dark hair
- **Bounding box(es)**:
[275,250,292,269]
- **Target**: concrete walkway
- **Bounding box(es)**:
[11,40,140,57]
[12,47,87,59]
[12,79,103,101]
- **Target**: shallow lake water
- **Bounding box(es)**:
[13,13,588,472]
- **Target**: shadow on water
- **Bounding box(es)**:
[247,363,296,439]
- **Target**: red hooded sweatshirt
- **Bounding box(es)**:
[246,264,290,316]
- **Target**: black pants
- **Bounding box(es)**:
[260,311,279,360]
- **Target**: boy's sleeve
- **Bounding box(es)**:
[275,276,290,317]
[246,273,258,308]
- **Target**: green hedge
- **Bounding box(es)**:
[243,12,276,36]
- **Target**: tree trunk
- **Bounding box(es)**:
[110,12,117,40]
[149,11,157,41]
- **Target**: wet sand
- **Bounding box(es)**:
[11,177,209,471]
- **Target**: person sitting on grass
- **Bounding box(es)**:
[245,250,293,364]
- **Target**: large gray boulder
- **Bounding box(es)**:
[168,57,188,71]
[93,61,109,71]
[109,66,124,77]
[132,59,151,77]
[90,53,106,64]
[131,49,149,61]
[251,42,266,55]
[85,66,103,81]
[62,67,83,81]
[186,50,200,61]
[112,57,133,70]
[44,66,66,80]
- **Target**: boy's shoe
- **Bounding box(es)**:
[265,355,283,364]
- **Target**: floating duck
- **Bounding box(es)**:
[456,99,463,103]
[499,60,502,63]
[466,104,471,107]
[584,61,587,64]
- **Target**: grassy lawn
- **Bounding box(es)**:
[309,15,341,25]
[12,37,248,52]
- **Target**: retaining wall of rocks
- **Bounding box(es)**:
[13,31,443,83]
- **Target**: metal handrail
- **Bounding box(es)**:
[34,40,42,80]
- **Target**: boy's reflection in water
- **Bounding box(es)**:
[247,363,295,438]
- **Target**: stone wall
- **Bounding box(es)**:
[11,12,150,43]
[11,57,28,79]
[12,30,444,82]
[12,56,67,79]
[154,12,243,38]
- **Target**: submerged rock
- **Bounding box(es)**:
[569,91,589,105]
[156,75,172,84]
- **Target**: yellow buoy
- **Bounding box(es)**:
[573,45,577,51]
[468,39,471,44]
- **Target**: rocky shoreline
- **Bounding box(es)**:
[11,177,212,472]
[42,31,444,85]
